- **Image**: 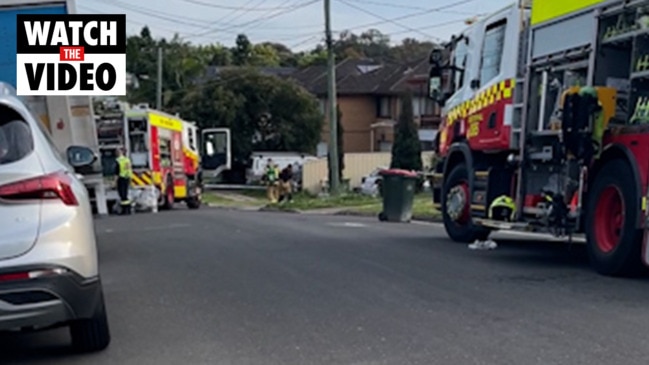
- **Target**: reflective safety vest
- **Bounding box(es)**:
[266,166,278,182]
[116,156,132,179]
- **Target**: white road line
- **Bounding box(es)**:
[410,220,586,242]
[328,222,368,228]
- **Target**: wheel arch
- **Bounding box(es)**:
[443,141,473,177]
[589,143,643,228]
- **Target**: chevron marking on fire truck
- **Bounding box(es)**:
[131,171,154,187]
[446,78,516,125]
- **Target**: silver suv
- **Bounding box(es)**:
[0,86,110,352]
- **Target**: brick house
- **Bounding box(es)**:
[289,58,441,156]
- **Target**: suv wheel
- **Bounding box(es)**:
[69,292,111,352]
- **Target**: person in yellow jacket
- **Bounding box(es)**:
[115,148,133,215]
[264,159,280,203]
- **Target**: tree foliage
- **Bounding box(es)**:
[390,92,423,172]
[123,27,434,172]
[179,68,323,166]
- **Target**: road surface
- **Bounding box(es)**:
[2,208,649,364]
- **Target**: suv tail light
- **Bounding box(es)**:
[0,171,78,206]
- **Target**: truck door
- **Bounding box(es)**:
[201,128,231,174]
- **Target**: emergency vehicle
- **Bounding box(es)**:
[96,102,230,211]
[428,0,649,276]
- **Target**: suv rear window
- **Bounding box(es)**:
[0,105,34,165]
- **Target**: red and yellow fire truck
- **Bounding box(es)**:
[97,104,231,211]
[124,108,202,209]
[428,0,649,276]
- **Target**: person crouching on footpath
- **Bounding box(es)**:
[278,164,294,203]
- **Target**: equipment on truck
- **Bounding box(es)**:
[427,0,649,276]
[96,101,231,212]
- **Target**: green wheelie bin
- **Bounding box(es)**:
[378,169,418,222]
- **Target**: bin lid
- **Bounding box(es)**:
[379,168,418,177]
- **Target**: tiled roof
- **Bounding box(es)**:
[198,58,430,97]
[289,57,429,96]
[204,66,297,79]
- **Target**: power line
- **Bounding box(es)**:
[80,2,322,41]
[96,0,210,29]
[184,0,319,39]
[82,1,477,50]
[210,0,266,31]
[93,0,210,25]
[388,17,478,36]
[177,0,309,11]
[237,0,303,35]
[337,0,439,41]
[78,4,187,34]
[342,0,475,14]
[337,0,476,33]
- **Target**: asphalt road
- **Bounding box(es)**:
[3,208,649,365]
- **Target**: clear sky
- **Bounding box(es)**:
[77,0,514,51]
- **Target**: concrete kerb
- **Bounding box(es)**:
[204,202,442,221]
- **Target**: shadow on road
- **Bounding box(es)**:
[486,238,590,270]
[0,328,98,364]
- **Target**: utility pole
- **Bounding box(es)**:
[156,46,163,110]
[324,0,340,195]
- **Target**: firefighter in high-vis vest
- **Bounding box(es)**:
[264,158,280,203]
[115,148,133,215]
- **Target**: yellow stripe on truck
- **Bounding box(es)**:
[531,0,605,25]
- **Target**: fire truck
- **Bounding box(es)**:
[428,0,649,276]
[96,102,230,211]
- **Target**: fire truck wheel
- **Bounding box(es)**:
[586,159,645,277]
[442,163,490,243]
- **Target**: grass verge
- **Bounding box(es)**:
[266,191,380,211]
[202,191,266,207]
[204,188,440,221]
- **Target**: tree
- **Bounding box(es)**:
[179,68,323,168]
[390,92,422,171]
[233,34,252,66]
[250,43,280,66]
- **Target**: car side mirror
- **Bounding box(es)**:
[470,79,480,89]
[66,145,97,168]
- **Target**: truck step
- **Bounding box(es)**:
[474,218,530,230]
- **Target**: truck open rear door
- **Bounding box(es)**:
[201,128,231,181]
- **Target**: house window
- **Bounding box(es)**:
[410,97,435,116]
[377,97,390,117]
[409,97,436,116]
[479,20,506,87]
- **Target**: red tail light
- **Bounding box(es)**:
[0,171,78,206]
